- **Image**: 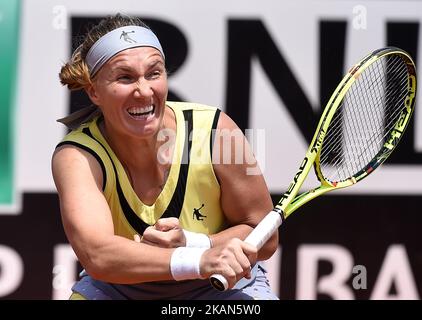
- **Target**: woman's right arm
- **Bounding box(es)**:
[52,145,253,287]
[52,145,177,284]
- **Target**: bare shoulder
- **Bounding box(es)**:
[212,110,258,172]
[52,144,103,192]
[52,144,93,175]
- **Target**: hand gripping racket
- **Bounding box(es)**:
[210,47,417,291]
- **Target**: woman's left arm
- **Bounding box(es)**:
[210,111,278,260]
[142,111,278,260]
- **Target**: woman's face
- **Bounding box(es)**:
[87,46,168,139]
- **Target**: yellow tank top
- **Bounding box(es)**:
[57,102,226,238]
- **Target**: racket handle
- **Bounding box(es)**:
[210,210,283,291]
[210,274,229,292]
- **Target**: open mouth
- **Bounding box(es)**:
[127,105,155,120]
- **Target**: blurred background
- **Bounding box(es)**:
[0,0,421,299]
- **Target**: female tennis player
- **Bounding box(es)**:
[52,13,278,300]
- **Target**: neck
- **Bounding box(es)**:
[103,123,159,170]
[97,107,177,204]
[98,107,176,173]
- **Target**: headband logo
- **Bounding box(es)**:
[120,30,136,44]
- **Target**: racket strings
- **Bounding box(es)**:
[320,73,408,169]
[319,55,410,182]
[321,58,408,154]
[322,60,409,180]
[320,63,408,169]
[322,57,408,181]
[320,62,407,169]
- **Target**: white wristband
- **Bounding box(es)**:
[183,230,212,248]
[170,247,207,281]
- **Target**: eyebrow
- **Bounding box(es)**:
[147,59,165,69]
[110,59,165,74]
[111,66,133,73]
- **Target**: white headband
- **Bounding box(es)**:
[86,25,165,76]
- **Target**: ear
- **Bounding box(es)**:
[85,83,101,105]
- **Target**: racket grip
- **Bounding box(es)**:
[210,274,229,292]
[210,210,283,291]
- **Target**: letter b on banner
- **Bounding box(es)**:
[297,244,354,299]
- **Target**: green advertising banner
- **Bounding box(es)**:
[0,0,19,206]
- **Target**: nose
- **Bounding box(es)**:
[133,79,153,100]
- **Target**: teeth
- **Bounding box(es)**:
[127,105,154,115]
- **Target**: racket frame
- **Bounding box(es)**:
[276,47,417,219]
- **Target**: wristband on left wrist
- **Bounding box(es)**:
[183,229,212,248]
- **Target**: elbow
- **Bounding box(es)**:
[84,263,105,281]
[71,235,119,282]
[78,249,109,282]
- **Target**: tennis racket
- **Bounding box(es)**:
[210,47,417,291]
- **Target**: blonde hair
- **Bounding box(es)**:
[59,14,150,90]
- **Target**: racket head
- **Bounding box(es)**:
[277,47,417,219]
[315,47,416,189]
